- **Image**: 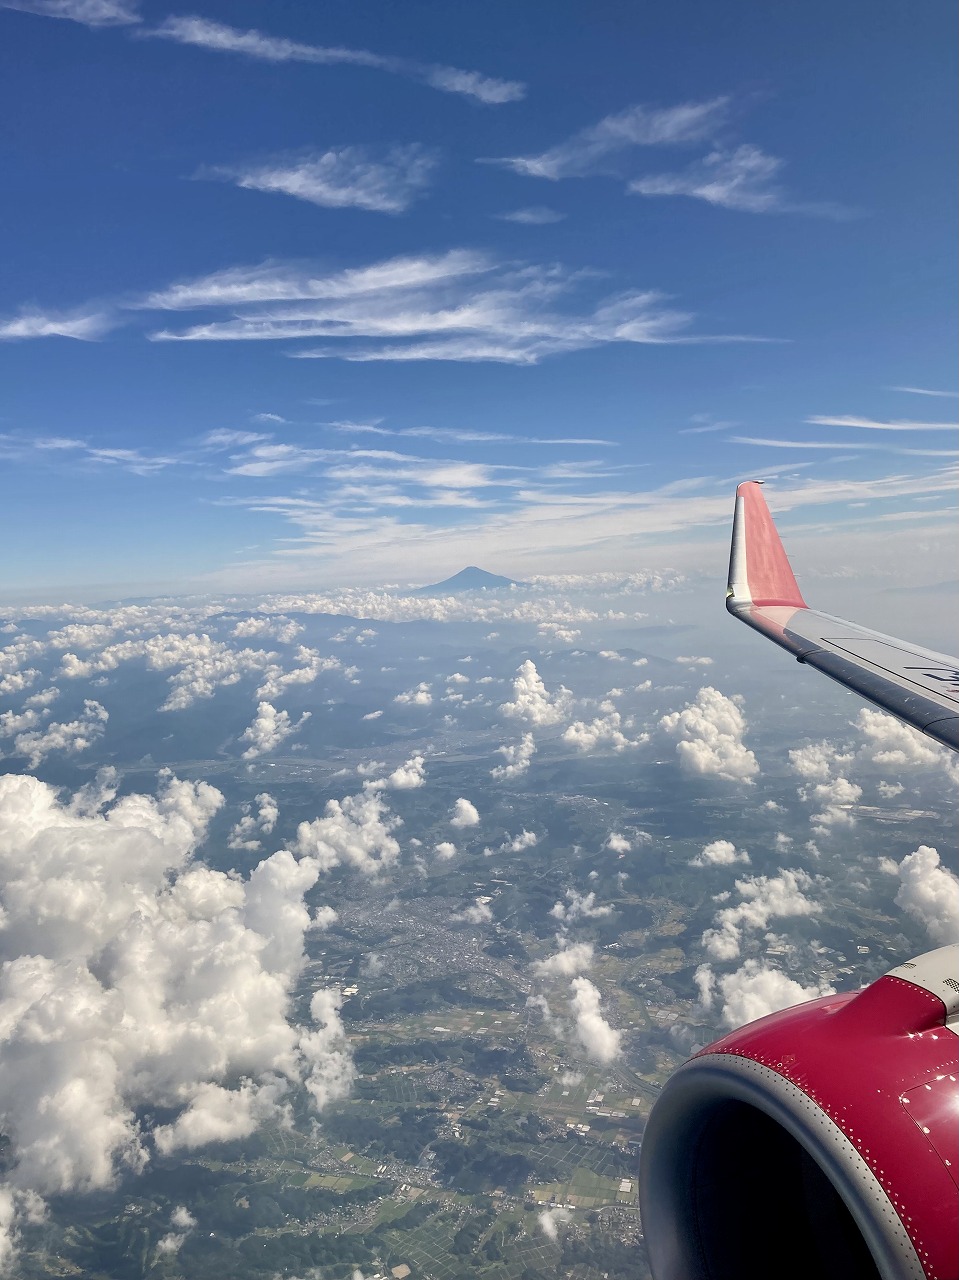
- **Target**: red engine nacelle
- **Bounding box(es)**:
[639,945,958,1280]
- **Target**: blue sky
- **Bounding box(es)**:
[1,0,956,600]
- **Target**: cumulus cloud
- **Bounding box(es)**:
[697,960,835,1028]
[232,615,304,643]
[12,699,108,768]
[452,897,493,924]
[228,792,279,850]
[605,832,631,853]
[450,797,480,828]
[538,1205,573,1240]
[855,708,958,779]
[690,839,750,868]
[562,706,644,753]
[532,940,594,977]
[156,1204,197,1255]
[702,869,818,960]
[294,788,402,875]
[569,977,621,1063]
[550,889,613,922]
[434,841,457,860]
[500,660,572,726]
[878,781,905,799]
[60,632,288,712]
[490,732,536,779]
[660,686,758,782]
[888,846,959,945]
[380,754,427,790]
[394,682,432,706]
[0,668,39,696]
[484,828,539,858]
[788,740,854,781]
[239,701,311,759]
[255,645,343,700]
[805,775,862,831]
[0,772,350,1253]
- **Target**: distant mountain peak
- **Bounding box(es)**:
[411,566,525,596]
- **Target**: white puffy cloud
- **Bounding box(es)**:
[538,1205,572,1241]
[878,781,904,799]
[500,660,572,726]
[676,655,713,665]
[239,701,311,759]
[569,977,621,1063]
[660,687,758,782]
[855,708,958,780]
[690,839,750,868]
[434,841,457,860]
[0,772,350,1243]
[232,615,304,643]
[490,732,536,779]
[394,682,432,706]
[888,846,959,945]
[294,788,402,875]
[382,755,427,790]
[362,709,383,720]
[12,699,108,768]
[256,645,343,700]
[23,686,59,709]
[484,828,539,858]
[788,740,854,782]
[60,633,281,711]
[0,668,39,696]
[700,960,835,1029]
[228,792,280,850]
[605,832,631,853]
[702,869,818,960]
[805,775,862,831]
[532,940,594,977]
[156,1204,197,1254]
[550,889,613,922]
[562,707,644,753]
[452,897,493,924]
[450,797,480,828]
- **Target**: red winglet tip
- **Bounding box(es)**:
[739,483,807,609]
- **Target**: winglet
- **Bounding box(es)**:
[726,481,807,611]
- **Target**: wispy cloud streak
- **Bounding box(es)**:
[0,0,139,25]
[630,145,853,217]
[807,415,957,432]
[732,435,956,457]
[142,251,770,363]
[144,15,525,104]
[205,145,437,214]
[486,98,728,179]
[887,386,959,399]
[0,309,115,341]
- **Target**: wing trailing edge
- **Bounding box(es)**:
[726,481,959,752]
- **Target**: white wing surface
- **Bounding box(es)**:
[726,481,959,752]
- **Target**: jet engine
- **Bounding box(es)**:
[639,944,958,1280]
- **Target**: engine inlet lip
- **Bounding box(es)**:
[638,1053,925,1280]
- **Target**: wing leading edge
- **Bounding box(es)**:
[726,481,959,752]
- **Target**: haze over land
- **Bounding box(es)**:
[0,0,957,1275]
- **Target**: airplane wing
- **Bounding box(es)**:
[726,481,959,752]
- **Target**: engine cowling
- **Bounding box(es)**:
[638,944,958,1280]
